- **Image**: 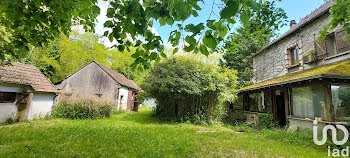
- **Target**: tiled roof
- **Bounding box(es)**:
[0,62,58,93]
[239,59,350,92]
[252,1,333,58]
[93,61,140,91]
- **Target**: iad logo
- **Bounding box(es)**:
[313,120,349,145]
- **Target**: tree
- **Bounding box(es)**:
[141,55,236,122]
[0,0,100,64]
[1,0,269,68]
[321,0,350,40]
[21,31,145,84]
[221,0,287,88]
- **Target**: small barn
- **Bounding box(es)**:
[0,62,58,122]
[56,61,140,111]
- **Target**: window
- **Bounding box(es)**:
[332,84,350,121]
[0,92,16,103]
[247,91,271,113]
[289,46,299,65]
[316,30,350,59]
[325,33,336,57]
[290,85,325,119]
[335,30,350,53]
[234,95,243,110]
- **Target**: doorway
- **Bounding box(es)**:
[274,90,287,126]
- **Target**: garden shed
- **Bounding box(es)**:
[56,60,140,111]
[0,62,58,122]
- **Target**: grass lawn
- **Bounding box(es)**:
[0,108,329,157]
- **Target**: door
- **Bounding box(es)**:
[273,90,287,126]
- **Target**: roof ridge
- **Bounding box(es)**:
[299,0,332,23]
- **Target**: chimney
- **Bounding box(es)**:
[290,20,297,29]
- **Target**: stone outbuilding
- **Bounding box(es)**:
[0,62,58,122]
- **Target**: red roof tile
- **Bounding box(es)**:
[0,62,58,93]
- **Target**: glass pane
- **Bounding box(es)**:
[291,48,296,65]
[248,91,269,113]
[332,85,350,121]
[0,92,16,103]
[291,85,325,119]
[295,48,299,63]
[235,95,243,110]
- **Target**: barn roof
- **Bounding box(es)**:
[239,59,350,93]
[0,62,58,93]
[252,1,333,58]
[93,61,140,91]
[56,61,140,91]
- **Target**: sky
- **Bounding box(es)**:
[93,0,326,47]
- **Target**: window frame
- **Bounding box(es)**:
[0,92,17,103]
[288,84,326,120]
[331,83,350,122]
[287,44,300,67]
[325,32,337,57]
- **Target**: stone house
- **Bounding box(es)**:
[56,60,140,111]
[0,62,58,122]
[235,1,350,130]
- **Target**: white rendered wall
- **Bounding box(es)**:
[0,85,22,122]
[0,85,26,93]
[143,98,157,108]
[0,103,17,122]
[28,93,55,120]
[117,86,129,110]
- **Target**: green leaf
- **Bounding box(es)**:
[199,44,209,56]
[92,6,100,14]
[131,53,139,58]
[220,0,240,19]
[247,1,261,11]
[150,52,158,60]
[166,17,174,25]
[159,17,167,26]
[185,36,196,45]
[219,26,228,38]
[160,52,167,58]
[103,31,109,37]
[117,45,125,52]
[173,48,179,54]
[106,8,114,18]
[184,44,195,52]
[104,21,114,27]
[203,32,217,50]
[192,10,199,17]
[240,11,250,26]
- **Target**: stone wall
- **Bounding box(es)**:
[253,13,335,83]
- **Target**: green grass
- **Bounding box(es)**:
[0,107,329,157]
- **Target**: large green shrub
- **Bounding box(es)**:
[141,56,236,122]
[53,97,114,119]
[258,113,275,129]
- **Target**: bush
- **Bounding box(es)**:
[141,56,237,123]
[53,97,114,119]
[258,113,275,129]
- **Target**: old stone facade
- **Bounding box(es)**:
[253,8,349,83]
[236,1,350,131]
